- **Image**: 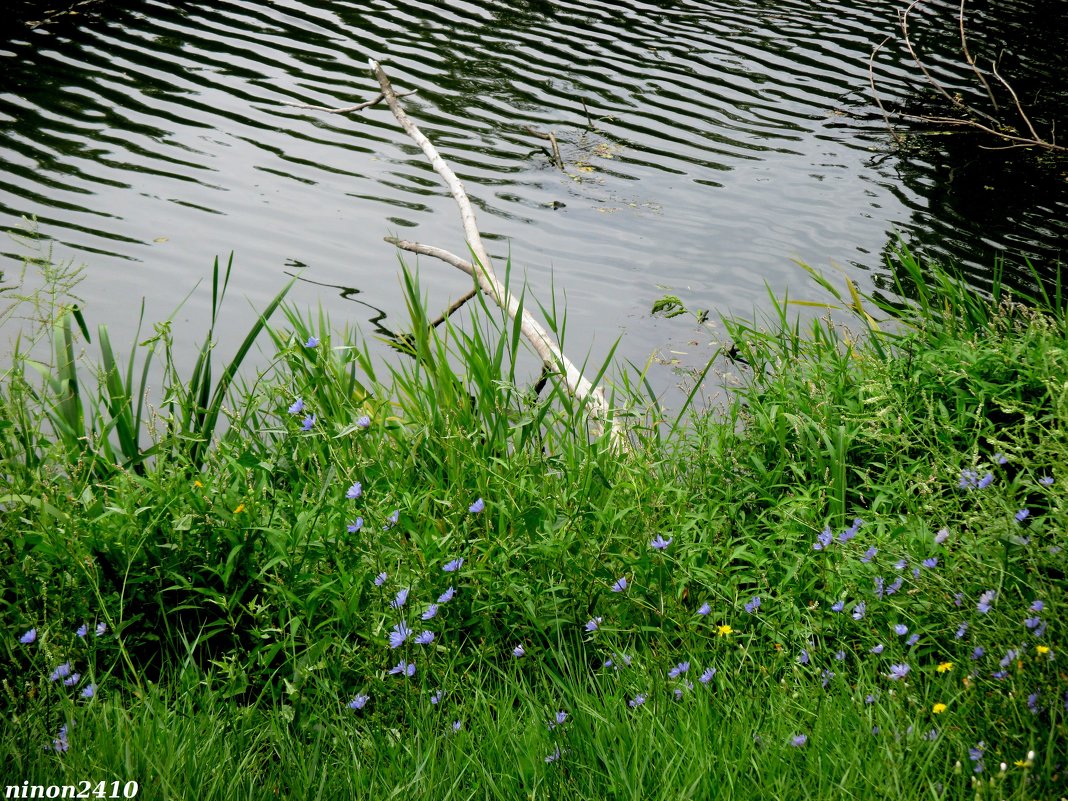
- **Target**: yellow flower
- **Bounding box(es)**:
[193,480,203,488]
[932,703,947,714]
[717,625,732,637]
[1036,645,1050,655]
[937,662,953,673]
[233,503,245,514]
[1014,759,1028,768]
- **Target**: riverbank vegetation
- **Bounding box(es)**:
[1,247,1064,800]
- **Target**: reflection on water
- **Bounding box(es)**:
[0,0,1065,391]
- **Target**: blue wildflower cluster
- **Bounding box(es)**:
[13,620,107,752]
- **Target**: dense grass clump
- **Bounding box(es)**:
[0,249,1064,800]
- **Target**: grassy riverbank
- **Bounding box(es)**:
[1,251,1064,800]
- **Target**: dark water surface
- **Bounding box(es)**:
[1,0,1066,394]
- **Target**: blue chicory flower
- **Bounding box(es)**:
[422,604,438,620]
[790,734,808,747]
[288,398,304,415]
[348,518,364,533]
[304,336,319,348]
[1039,475,1054,486]
[76,624,88,638]
[63,673,81,687]
[976,472,994,489]
[956,622,968,639]
[628,694,646,708]
[49,662,72,682]
[813,526,833,551]
[906,634,920,647]
[346,481,363,499]
[384,509,399,528]
[668,661,690,678]
[871,643,884,654]
[1028,692,1040,714]
[374,572,387,586]
[468,498,485,514]
[389,622,411,649]
[971,646,985,660]
[389,660,416,677]
[431,690,442,704]
[831,600,845,613]
[744,596,761,614]
[1025,616,1042,629]
[1015,509,1030,523]
[415,630,435,645]
[355,415,371,429]
[585,617,602,632]
[861,546,877,563]
[977,590,996,614]
[81,684,96,699]
[885,576,902,596]
[798,649,810,665]
[1030,600,1044,612]
[443,558,464,573]
[887,663,910,680]
[513,645,525,658]
[95,622,106,637]
[821,669,834,687]
[391,588,409,609]
[852,602,866,620]
[348,694,369,710]
[611,577,628,592]
[650,534,672,550]
[922,557,938,569]
[699,667,716,684]
[894,624,908,636]
[874,576,885,599]
[300,414,316,431]
[19,628,36,644]
[697,602,711,616]
[934,528,950,544]
[438,587,455,604]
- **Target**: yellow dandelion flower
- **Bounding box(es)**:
[937,661,953,673]
[1014,759,1027,767]
[193,480,203,488]
[1036,645,1050,655]
[717,624,732,637]
[932,703,947,714]
[233,503,245,514]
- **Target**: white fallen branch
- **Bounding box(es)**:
[365,59,628,449]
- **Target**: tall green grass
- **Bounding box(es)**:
[1,245,1064,799]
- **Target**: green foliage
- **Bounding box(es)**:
[1,245,1065,799]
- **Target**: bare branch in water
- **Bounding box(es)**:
[874,1,1065,152]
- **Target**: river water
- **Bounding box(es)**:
[1,0,1066,399]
